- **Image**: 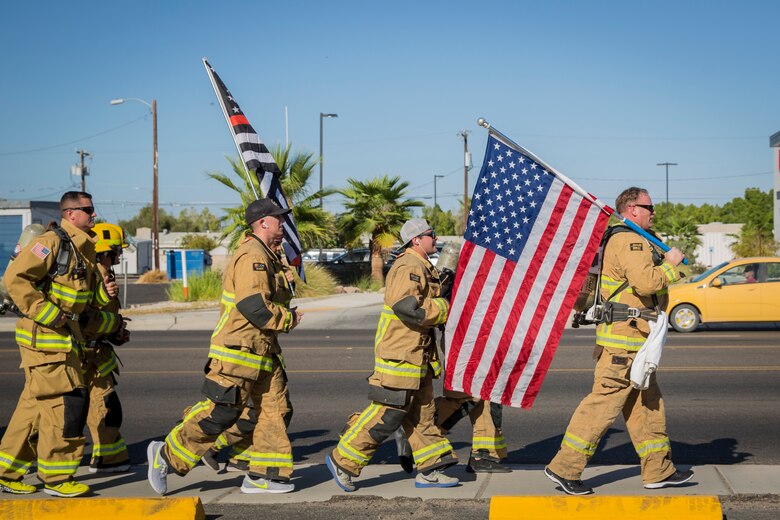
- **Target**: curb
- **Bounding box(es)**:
[489,495,722,520]
[0,496,204,520]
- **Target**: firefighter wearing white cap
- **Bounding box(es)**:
[82,223,131,473]
[326,218,459,492]
[146,198,302,496]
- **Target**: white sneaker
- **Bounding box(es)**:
[146,441,168,495]
[415,469,459,488]
[240,475,294,494]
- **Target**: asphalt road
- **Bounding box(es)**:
[1,328,778,469]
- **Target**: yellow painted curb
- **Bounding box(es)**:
[0,496,204,520]
[489,495,722,520]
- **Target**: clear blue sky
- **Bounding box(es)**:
[1,1,777,226]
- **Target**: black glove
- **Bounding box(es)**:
[107,315,131,346]
[440,268,455,302]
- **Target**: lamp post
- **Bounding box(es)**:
[319,113,338,210]
[111,98,159,271]
[656,162,677,231]
[433,174,444,231]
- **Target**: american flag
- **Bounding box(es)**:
[444,131,609,409]
[203,59,305,280]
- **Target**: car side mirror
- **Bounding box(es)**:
[711,278,723,288]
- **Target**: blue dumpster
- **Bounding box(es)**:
[166,249,208,280]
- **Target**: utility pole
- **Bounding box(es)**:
[75,149,91,191]
[656,162,677,231]
[458,130,471,233]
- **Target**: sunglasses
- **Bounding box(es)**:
[65,206,95,215]
[632,204,655,213]
[419,230,437,239]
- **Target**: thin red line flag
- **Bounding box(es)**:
[203,59,305,280]
[444,131,609,408]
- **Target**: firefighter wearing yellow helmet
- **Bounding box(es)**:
[82,222,131,473]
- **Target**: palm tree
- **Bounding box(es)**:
[208,144,336,251]
[339,175,423,283]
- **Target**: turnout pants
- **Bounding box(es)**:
[163,356,294,481]
[0,350,87,485]
[547,346,676,485]
[84,370,128,469]
[436,390,507,461]
[331,371,457,477]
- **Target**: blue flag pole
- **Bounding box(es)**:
[476,118,688,265]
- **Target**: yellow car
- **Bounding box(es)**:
[667,256,780,332]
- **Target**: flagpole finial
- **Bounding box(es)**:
[477,118,490,129]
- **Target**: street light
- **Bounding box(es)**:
[319,113,338,210]
[433,175,444,231]
[111,98,160,271]
[656,162,677,231]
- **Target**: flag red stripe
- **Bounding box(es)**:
[230,114,250,126]
[519,206,609,407]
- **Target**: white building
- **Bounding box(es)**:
[771,130,780,252]
[692,222,742,267]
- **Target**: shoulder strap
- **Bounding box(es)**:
[595,224,636,305]
[48,224,73,277]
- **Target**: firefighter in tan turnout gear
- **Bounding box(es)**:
[545,186,694,495]
[326,218,459,492]
[146,198,302,495]
[83,223,131,473]
[0,191,118,498]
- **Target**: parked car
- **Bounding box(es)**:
[318,248,373,285]
[667,256,780,332]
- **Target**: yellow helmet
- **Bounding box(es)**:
[94,223,127,254]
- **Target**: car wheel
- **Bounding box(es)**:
[671,304,700,333]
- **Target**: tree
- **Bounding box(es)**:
[421,204,456,236]
[663,215,702,259]
[180,234,220,251]
[208,143,336,251]
[118,206,220,235]
[728,188,778,257]
[338,175,423,283]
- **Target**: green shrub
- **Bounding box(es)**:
[353,275,384,293]
[293,264,339,297]
[167,269,223,301]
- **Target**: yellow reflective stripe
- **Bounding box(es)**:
[15,329,72,351]
[472,436,507,451]
[562,431,597,456]
[211,291,237,338]
[213,434,228,450]
[166,401,211,467]
[95,283,110,306]
[96,311,118,334]
[636,437,671,458]
[0,451,33,475]
[37,458,80,475]
[595,323,646,351]
[221,290,235,304]
[208,344,274,372]
[282,308,292,332]
[246,451,293,468]
[337,404,379,466]
[659,262,678,283]
[432,297,449,325]
[50,282,92,304]
[229,447,251,461]
[413,439,452,464]
[374,357,426,379]
[97,354,118,376]
[92,438,127,456]
[430,359,442,378]
[34,301,60,326]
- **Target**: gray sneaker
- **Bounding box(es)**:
[326,454,356,492]
[201,449,220,472]
[240,475,294,494]
[146,441,168,495]
[415,469,459,488]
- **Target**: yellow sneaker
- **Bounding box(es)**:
[44,480,90,498]
[0,477,36,494]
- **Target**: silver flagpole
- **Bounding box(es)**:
[203,57,259,200]
[476,118,688,265]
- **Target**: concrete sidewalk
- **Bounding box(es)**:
[1,462,778,504]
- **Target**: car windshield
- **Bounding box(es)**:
[689,261,729,283]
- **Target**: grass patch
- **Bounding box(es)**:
[353,275,384,293]
[167,269,223,301]
[294,264,339,297]
[137,270,168,283]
